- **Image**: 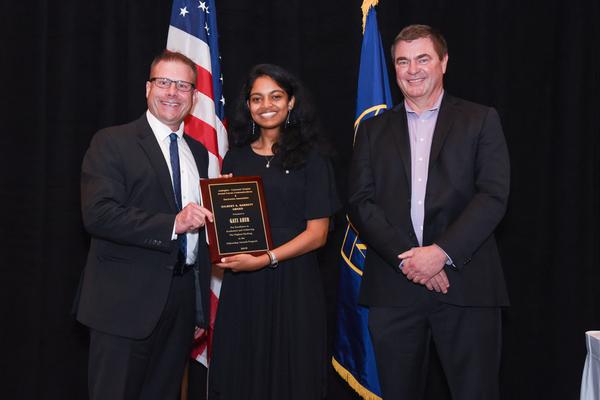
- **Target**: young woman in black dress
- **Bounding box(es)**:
[208,64,339,400]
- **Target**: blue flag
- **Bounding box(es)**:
[331,2,392,399]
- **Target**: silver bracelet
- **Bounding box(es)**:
[266,250,279,269]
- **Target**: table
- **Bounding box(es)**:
[581,331,600,400]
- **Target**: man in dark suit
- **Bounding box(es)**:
[75,50,213,400]
[348,25,510,399]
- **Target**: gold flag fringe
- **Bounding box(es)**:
[332,357,383,400]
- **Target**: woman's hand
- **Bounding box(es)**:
[216,253,270,272]
[215,218,330,273]
[218,173,233,178]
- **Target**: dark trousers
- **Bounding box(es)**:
[88,271,195,400]
[368,298,502,400]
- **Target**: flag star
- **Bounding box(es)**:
[220,96,225,106]
[205,6,210,13]
[198,1,207,12]
[204,22,210,35]
[179,6,189,17]
[220,74,224,83]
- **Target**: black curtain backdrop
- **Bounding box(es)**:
[2,0,599,399]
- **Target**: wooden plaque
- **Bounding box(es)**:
[200,176,272,263]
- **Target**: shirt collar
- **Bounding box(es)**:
[146,110,184,141]
[405,90,444,115]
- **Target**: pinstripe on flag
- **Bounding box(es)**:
[331,1,392,398]
[167,0,227,367]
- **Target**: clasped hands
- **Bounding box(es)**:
[399,244,450,294]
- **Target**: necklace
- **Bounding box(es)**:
[265,155,275,168]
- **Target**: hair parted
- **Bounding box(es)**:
[149,50,198,83]
[391,24,448,60]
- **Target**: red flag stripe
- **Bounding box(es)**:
[194,64,214,100]
[185,114,221,161]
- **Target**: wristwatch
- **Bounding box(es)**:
[266,250,279,269]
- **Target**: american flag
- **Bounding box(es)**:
[167,0,227,367]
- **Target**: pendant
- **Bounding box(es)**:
[265,155,274,168]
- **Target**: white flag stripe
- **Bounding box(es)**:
[207,152,220,178]
[197,352,208,366]
[189,94,228,160]
[191,92,219,129]
[216,123,228,157]
[166,26,212,74]
[210,267,223,292]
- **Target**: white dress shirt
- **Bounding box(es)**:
[146,110,200,264]
[405,91,443,246]
[400,92,454,268]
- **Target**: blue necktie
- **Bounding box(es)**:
[169,133,187,260]
[169,134,204,326]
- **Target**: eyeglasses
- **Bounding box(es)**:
[149,77,195,92]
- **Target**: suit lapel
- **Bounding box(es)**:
[423,94,456,244]
[184,134,208,179]
[390,105,412,188]
[135,116,178,211]
[429,93,456,165]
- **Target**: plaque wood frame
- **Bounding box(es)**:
[200,176,273,263]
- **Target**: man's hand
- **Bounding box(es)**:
[175,203,213,234]
[424,270,450,294]
[399,244,448,285]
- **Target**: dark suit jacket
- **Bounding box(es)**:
[348,93,510,308]
[76,114,211,339]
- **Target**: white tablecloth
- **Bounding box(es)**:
[581,331,600,400]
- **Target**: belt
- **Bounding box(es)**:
[173,260,194,276]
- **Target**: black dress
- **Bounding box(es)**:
[208,145,340,400]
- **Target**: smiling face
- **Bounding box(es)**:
[146,59,197,131]
[393,37,448,112]
[247,75,295,135]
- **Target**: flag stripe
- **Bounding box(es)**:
[190,92,220,130]
[168,0,227,368]
[167,25,212,74]
[194,65,215,100]
[185,115,219,154]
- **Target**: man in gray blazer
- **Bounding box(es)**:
[76,50,213,400]
[349,25,510,399]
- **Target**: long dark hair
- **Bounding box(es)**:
[229,64,327,169]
